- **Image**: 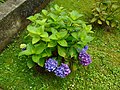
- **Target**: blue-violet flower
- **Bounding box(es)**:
[54,63,71,78]
[79,46,92,66]
[45,58,58,72]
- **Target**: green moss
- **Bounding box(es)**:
[0,0,120,90]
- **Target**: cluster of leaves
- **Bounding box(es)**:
[90,0,120,29]
[19,4,94,70]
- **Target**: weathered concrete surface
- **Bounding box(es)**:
[0,0,51,52]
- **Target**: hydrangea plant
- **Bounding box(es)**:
[19,4,94,78]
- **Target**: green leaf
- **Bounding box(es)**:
[96,7,100,12]
[56,30,67,39]
[69,47,77,58]
[70,10,83,20]
[32,36,40,44]
[40,48,52,58]
[106,20,109,25]
[58,39,68,47]
[71,32,78,40]
[85,25,92,32]
[27,16,36,22]
[42,37,50,42]
[111,22,116,27]
[34,43,46,54]
[49,34,58,40]
[80,31,87,40]
[48,13,57,21]
[36,19,47,25]
[27,14,40,22]
[91,18,97,23]
[82,36,94,45]
[48,41,57,47]
[19,43,34,56]
[42,10,48,16]
[38,58,45,67]
[51,28,58,34]
[27,25,44,35]
[27,60,35,69]
[40,32,48,38]
[98,20,102,24]
[38,26,45,34]
[27,25,39,35]
[58,46,66,57]
[100,17,105,21]
[45,48,52,57]
[32,55,41,63]
[54,4,60,10]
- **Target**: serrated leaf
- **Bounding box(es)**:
[48,13,57,21]
[45,48,52,57]
[32,55,41,63]
[40,32,48,38]
[38,58,45,67]
[58,39,68,47]
[70,10,83,20]
[82,36,94,45]
[91,18,97,23]
[36,19,47,25]
[80,31,87,40]
[27,60,35,69]
[41,48,52,58]
[71,32,78,40]
[51,28,58,34]
[58,46,66,57]
[32,36,40,44]
[27,25,39,35]
[27,14,40,22]
[56,30,67,39]
[54,4,60,10]
[42,37,50,42]
[27,16,36,22]
[98,20,102,24]
[48,41,57,47]
[85,25,92,32]
[34,43,46,54]
[49,34,58,40]
[42,10,48,16]
[69,47,77,58]
[27,25,44,35]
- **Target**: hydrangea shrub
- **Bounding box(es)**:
[19,4,94,78]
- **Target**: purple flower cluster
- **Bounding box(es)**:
[54,63,71,78]
[79,46,92,66]
[45,58,71,78]
[45,58,58,72]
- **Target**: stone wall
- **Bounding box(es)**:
[0,0,51,52]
